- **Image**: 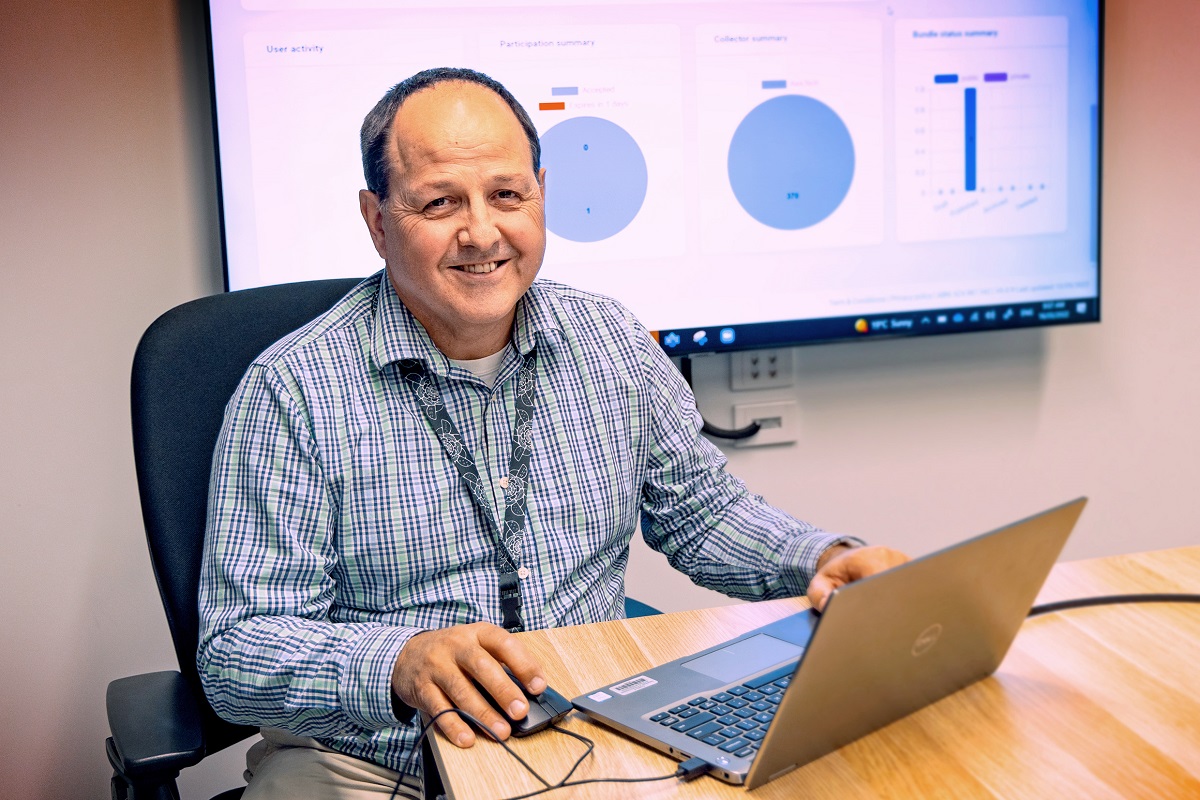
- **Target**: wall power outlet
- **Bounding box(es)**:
[732,400,798,448]
[730,349,794,391]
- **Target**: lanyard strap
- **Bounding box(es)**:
[397,349,538,632]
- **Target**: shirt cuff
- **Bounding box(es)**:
[339,624,426,730]
[777,533,869,596]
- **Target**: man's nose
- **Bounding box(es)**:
[457,199,501,251]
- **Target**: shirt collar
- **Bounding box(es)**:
[369,272,563,375]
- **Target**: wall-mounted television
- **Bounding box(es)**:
[205,0,1102,354]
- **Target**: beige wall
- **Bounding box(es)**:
[0,1,1196,797]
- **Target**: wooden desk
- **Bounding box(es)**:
[429,547,1200,798]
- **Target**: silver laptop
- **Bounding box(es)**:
[572,498,1086,789]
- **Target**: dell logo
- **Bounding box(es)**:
[911,623,943,657]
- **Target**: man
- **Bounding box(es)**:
[198,67,907,798]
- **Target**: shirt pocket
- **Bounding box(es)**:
[335,419,496,619]
[528,366,642,549]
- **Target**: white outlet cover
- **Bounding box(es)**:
[732,400,798,448]
[730,349,795,391]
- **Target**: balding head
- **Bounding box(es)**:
[361,67,541,203]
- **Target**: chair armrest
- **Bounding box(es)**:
[107,670,206,777]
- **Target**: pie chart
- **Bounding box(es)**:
[727,95,856,230]
[540,116,648,242]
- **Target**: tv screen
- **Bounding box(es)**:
[206,0,1102,354]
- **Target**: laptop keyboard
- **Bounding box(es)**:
[644,662,795,760]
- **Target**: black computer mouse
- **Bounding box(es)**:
[477,668,573,737]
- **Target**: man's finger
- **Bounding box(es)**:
[419,683,477,748]
[807,572,835,613]
[451,650,524,735]
[477,625,547,696]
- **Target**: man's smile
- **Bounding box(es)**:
[451,259,508,274]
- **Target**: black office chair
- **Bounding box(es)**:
[107,277,659,800]
[107,278,361,800]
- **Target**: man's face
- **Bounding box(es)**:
[360,81,546,360]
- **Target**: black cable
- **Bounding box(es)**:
[1027,592,1200,618]
[679,355,762,440]
[391,708,706,800]
[546,724,593,786]
[391,709,552,800]
[504,771,680,799]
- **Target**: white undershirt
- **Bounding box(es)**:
[448,344,510,388]
[448,344,513,517]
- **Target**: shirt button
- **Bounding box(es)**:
[499,475,509,489]
[517,566,530,580]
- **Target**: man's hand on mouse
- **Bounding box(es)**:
[807,544,910,613]
[390,622,546,748]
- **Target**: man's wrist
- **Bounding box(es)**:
[778,533,866,596]
[816,542,855,571]
[389,628,431,724]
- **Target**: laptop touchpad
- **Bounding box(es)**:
[682,634,804,683]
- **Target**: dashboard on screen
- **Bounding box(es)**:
[206,0,1102,354]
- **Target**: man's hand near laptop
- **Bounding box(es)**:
[809,544,911,613]
[396,542,909,749]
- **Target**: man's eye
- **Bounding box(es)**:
[496,190,519,201]
[425,197,450,210]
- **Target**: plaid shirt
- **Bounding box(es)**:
[197,272,854,777]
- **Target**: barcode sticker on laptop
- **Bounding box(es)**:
[609,675,658,695]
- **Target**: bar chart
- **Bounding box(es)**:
[894,17,1069,242]
[928,72,1046,197]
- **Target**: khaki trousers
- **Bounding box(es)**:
[242,729,423,800]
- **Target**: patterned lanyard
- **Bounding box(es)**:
[397,349,538,632]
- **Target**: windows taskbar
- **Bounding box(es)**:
[652,297,1099,355]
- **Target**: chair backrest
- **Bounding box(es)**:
[130,277,362,754]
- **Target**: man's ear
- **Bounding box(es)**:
[359,190,388,259]
[537,167,546,198]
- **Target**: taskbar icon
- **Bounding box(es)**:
[659,327,737,350]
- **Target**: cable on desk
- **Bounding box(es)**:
[503,770,681,799]
[503,751,709,800]
[393,709,551,799]
[392,709,704,800]
[1028,592,1200,618]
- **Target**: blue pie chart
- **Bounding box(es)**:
[540,116,648,242]
[727,95,856,230]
